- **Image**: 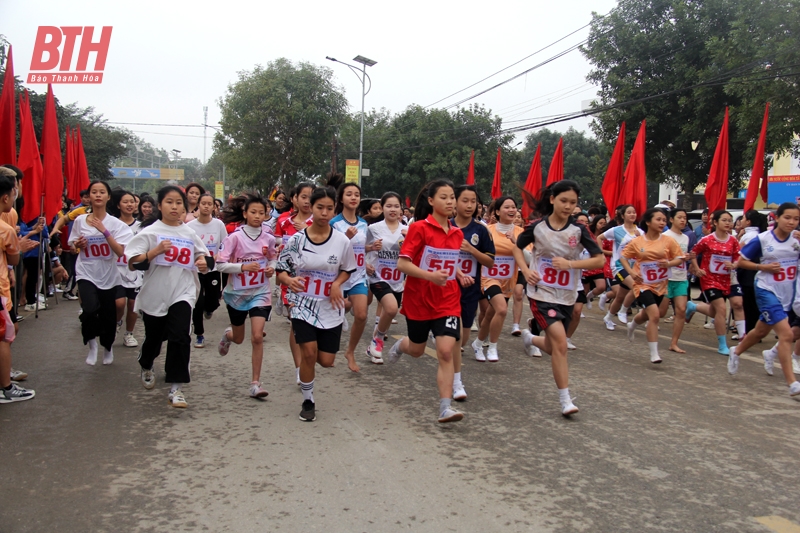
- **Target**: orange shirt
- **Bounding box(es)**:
[0,219,20,311]
[0,208,18,229]
[621,234,681,297]
[481,224,522,298]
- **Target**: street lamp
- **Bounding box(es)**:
[326,54,377,185]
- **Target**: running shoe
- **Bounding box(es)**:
[391,318,398,324]
[299,399,316,421]
[580,312,586,318]
[603,316,616,331]
[793,356,800,375]
[204,311,213,320]
[249,382,269,399]
[218,327,232,356]
[273,291,285,317]
[116,320,122,333]
[63,292,79,301]
[367,338,384,364]
[511,324,521,337]
[123,333,139,347]
[0,383,35,403]
[10,369,27,381]
[626,321,636,342]
[567,340,577,350]
[428,330,437,347]
[560,397,579,417]
[617,311,628,324]
[23,303,45,312]
[342,318,350,332]
[169,389,188,408]
[790,381,800,398]
[471,339,486,362]
[586,298,593,310]
[470,322,479,332]
[387,340,402,364]
[727,351,740,375]
[374,316,379,325]
[453,385,467,402]
[521,330,542,357]
[141,367,156,390]
[194,335,205,349]
[664,315,675,323]
[598,293,608,311]
[438,406,464,423]
[651,352,662,364]
[486,345,499,362]
[763,349,776,376]
[704,319,716,330]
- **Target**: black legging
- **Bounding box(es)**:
[23,255,50,304]
[140,301,192,383]
[77,279,118,350]
[191,272,222,336]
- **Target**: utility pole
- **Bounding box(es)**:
[203,106,208,164]
[331,136,339,175]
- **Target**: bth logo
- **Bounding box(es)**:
[28,26,112,84]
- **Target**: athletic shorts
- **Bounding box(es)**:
[406,315,460,344]
[227,304,272,327]
[344,281,369,298]
[584,272,604,282]
[0,297,15,343]
[788,310,800,329]
[755,286,788,326]
[291,319,343,353]
[461,299,479,329]
[667,280,690,299]
[729,284,743,298]
[576,291,587,304]
[636,289,664,308]
[702,288,729,302]
[369,282,403,308]
[516,271,525,286]
[116,285,139,300]
[611,270,629,287]
[483,284,508,302]
[529,299,573,335]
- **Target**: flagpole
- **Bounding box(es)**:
[34,196,46,319]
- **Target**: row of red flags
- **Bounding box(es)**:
[0,44,90,223]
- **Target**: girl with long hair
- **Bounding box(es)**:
[109,189,143,347]
[598,205,642,330]
[183,182,205,223]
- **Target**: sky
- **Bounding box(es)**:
[1,0,619,165]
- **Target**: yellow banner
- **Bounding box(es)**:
[345,159,359,184]
[215,181,224,199]
[159,168,185,181]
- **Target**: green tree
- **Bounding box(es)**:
[215,58,349,190]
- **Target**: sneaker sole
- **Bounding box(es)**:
[299,414,316,421]
[438,412,464,423]
[453,394,467,402]
[511,331,521,337]
[194,344,205,348]
[562,407,579,417]
[251,391,269,399]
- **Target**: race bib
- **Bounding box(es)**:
[536,257,576,290]
[419,246,459,280]
[206,242,219,258]
[282,235,291,246]
[641,261,669,284]
[709,254,732,274]
[298,269,338,299]
[353,244,365,268]
[377,257,402,283]
[768,258,798,285]
[458,251,477,277]
[482,255,515,279]
[82,235,112,261]
[154,235,195,270]
[116,253,127,266]
[233,259,268,290]
[669,259,686,277]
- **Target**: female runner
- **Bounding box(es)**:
[110,189,143,347]
[386,179,466,423]
[620,208,683,363]
[599,205,642,330]
[728,202,800,399]
[662,209,694,353]
[183,182,205,223]
[511,208,528,336]
[138,195,154,222]
[450,184,494,400]
[364,192,408,365]
[515,180,604,416]
[187,193,227,348]
[68,181,133,366]
[126,186,211,408]
[216,192,277,399]
[584,215,608,306]
[276,187,356,422]
[471,196,523,362]
[685,210,740,355]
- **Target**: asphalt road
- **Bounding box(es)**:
[2,291,799,533]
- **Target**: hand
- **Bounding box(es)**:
[292,220,306,231]
[696,269,707,277]
[264,266,275,277]
[241,262,260,273]
[195,256,209,273]
[456,269,474,287]
[505,230,516,244]
[30,217,45,235]
[551,257,571,270]
[86,215,106,234]
[365,264,375,276]
[427,269,449,287]
[460,239,476,254]
[724,261,736,270]
[73,236,87,250]
[657,260,670,268]
[18,236,38,253]
[631,273,643,284]
[525,269,540,285]
[761,262,781,274]
[345,226,358,239]
[287,276,306,293]
[330,283,345,309]
[400,228,408,237]
[793,230,800,242]
[686,252,696,261]
[153,240,172,256]
[51,228,61,236]
[370,238,383,252]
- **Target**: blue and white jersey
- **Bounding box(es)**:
[601,225,644,275]
[330,213,368,291]
[740,230,800,310]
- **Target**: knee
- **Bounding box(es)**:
[300,350,317,365]
[318,357,335,368]
[778,329,794,344]
[353,307,367,322]
[251,331,264,346]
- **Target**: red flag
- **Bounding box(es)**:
[545,137,564,186]
[18,90,43,222]
[601,122,626,216]
[74,126,90,199]
[40,84,63,220]
[491,146,502,199]
[705,108,729,216]
[618,120,648,220]
[64,126,74,196]
[405,196,410,208]
[522,144,542,220]
[466,150,475,185]
[0,44,16,165]
[744,104,769,212]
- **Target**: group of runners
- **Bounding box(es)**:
[3,168,799,419]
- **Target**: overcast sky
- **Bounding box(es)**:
[1,0,618,164]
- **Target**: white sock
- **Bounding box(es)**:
[170,383,180,393]
[648,342,659,358]
[604,312,613,321]
[620,305,629,314]
[102,348,114,365]
[735,320,746,338]
[558,387,571,402]
[488,342,498,351]
[792,353,799,362]
[295,367,300,381]
[453,371,462,387]
[300,380,314,402]
[771,342,780,356]
[512,323,520,330]
[86,339,98,365]
[374,328,385,341]
[566,337,571,343]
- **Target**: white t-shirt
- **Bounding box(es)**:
[117,219,143,289]
[68,213,133,290]
[666,229,689,282]
[366,220,406,292]
[602,225,644,275]
[124,220,209,317]
[187,218,228,270]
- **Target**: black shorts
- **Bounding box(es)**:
[636,289,664,308]
[461,299,479,328]
[369,282,403,307]
[116,285,139,300]
[529,300,573,335]
[406,315,461,344]
[613,270,630,286]
[584,272,604,282]
[576,291,587,304]
[516,271,525,286]
[291,319,342,353]
[789,310,800,329]
[227,305,272,327]
[729,284,743,298]
[702,288,729,303]
[483,284,508,302]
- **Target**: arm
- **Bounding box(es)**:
[397,257,449,287]
[461,239,494,268]
[329,269,352,309]
[85,216,126,258]
[738,258,780,273]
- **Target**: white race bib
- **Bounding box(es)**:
[377,257,402,283]
[481,255,515,279]
[709,254,732,274]
[233,259,268,290]
[641,261,669,284]
[458,251,477,277]
[206,242,219,258]
[154,235,195,270]
[298,269,338,299]
[536,257,576,290]
[419,246,459,280]
[353,244,365,268]
[766,258,798,286]
[81,235,112,261]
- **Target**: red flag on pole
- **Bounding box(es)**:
[545,137,564,186]
[64,126,74,196]
[18,90,43,222]
[466,150,475,185]
[0,44,16,165]
[601,122,626,216]
[618,120,648,220]
[744,104,769,212]
[705,108,730,216]
[521,144,542,220]
[74,126,90,200]
[404,195,410,208]
[40,84,63,220]
[491,146,502,199]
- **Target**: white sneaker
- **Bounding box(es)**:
[168,389,188,408]
[793,356,800,375]
[626,321,636,342]
[580,312,586,318]
[218,327,232,356]
[249,382,269,399]
[704,319,716,329]
[428,330,437,347]
[438,406,464,423]
[486,345,499,362]
[24,303,46,312]
[728,351,740,375]
[603,316,616,331]
[560,397,579,416]
[470,322,479,332]
[453,384,467,401]
[763,349,776,376]
[10,369,27,381]
[586,298,593,310]
[598,293,608,311]
[342,318,350,332]
[651,352,662,364]
[123,333,138,347]
[617,311,628,324]
[521,330,542,357]
[789,381,800,398]
[141,367,156,390]
[566,340,577,350]
[367,338,384,364]
[472,339,486,362]
[511,324,521,337]
[391,318,398,324]
[387,340,403,364]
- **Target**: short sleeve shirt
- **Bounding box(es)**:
[451,218,495,302]
[621,234,682,297]
[68,214,133,290]
[693,233,740,293]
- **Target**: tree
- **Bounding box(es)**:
[581,0,800,207]
[215,58,349,190]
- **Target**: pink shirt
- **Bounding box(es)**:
[217,226,277,311]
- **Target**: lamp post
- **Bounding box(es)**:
[326,55,377,185]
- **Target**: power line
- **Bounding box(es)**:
[106,121,212,128]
